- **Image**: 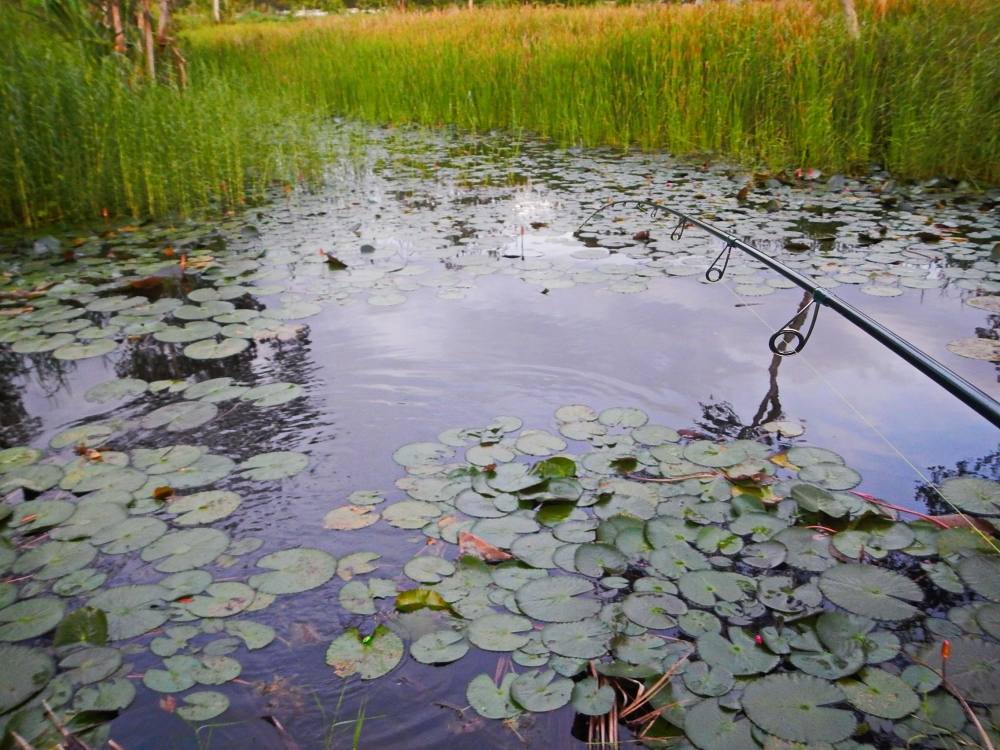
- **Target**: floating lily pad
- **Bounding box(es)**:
[140,528,229,572]
[92,517,167,554]
[168,490,242,525]
[53,339,117,360]
[468,613,533,652]
[177,691,230,721]
[570,676,614,716]
[237,451,308,480]
[141,401,218,432]
[742,673,856,744]
[685,698,754,750]
[515,576,600,623]
[510,669,573,712]
[249,548,337,594]
[0,645,53,713]
[88,585,170,640]
[324,505,380,530]
[939,477,1000,515]
[684,441,747,468]
[241,382,304,407]
[916,636,1000,703]
[184,337,250,360]
[411,630,468,664]
[72,678,135,712]
[466,673,520,719]
[0,598,65,641]
[839,667,919,719]
[819,564,923,621]
[326,625,403,679]
[541,619,611,659]
[698,628,779,676]
[947,337,1000,361]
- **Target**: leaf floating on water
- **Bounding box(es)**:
[323,505,380,531]
[946,337,1000,362]
[325,625,403,680]
[0,644,54,713]
[249,548,337,595]
[466,673,520,719]
[742,673,856,744]
[819,564,923,621]
[238,451,309,480]
[176,691,229,721]
[53,606,108,647]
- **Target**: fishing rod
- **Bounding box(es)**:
[577,200,1000,430]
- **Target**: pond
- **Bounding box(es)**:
[0,125,998,750]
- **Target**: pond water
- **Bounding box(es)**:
[0,125,998,750]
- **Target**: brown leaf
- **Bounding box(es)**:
[459,531,513,563]
[159,696,176,713]
[152,486,175,502]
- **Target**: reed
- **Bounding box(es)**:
[2,0,998,228]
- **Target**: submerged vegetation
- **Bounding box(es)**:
[2,0,1000,228]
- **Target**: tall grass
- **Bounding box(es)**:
[2,0,998,228]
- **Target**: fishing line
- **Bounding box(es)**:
[714,276,1000,555]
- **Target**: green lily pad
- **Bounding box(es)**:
[132,445,203,474]
[916,636,1000,703]
[183,582,255,618]
[466,673,520,719]
[183,336,250,360]
[468,613,533,652]
[0,598,65,641]
[411,630,469,664]
[510,669,573,712]
[685,698,754,750]
[541,619,611,659]
[515,576,600,623]
[237,451,308,480]
[798,463,861,491]
[53,339,117,360]
[392,442,453,468]
[742,673,856,743]
[53,606,108,647]
[598,408,647,428]
[168,491,242,525]
[177,691,229,721]
[0,447,42,471]
[324,505,380,530]
[938,477,1000,515]
[249,548,337,594]
[571,676,615,716]
[143,655,199,692]
[403,556,455,584]
[622,592,686,629]
[140,528,229,572]
[515,430,566,456]
[698,628,779,676]
[14,540,96,580]
[92,517,167,554]
[141,401,218,432]
[1,464,64,493]
[59,646,122,685]
[88,584,170,640]
[326,625,403,679]
[72,678,135,712]
[684,441,747,468]
[838,667,919,719]
[225,620,275,650]
[240,382,304,407]
[0,645,53,713]
[819,564,923,621]
[383,501,441,529]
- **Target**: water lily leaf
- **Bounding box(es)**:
[532,458,578,480]
[0,644,53,713]
[142,401,218,432]
[183,582,255,618]
[678,571,754,607]
[263,301,321,320]
[698,628,779,676]
[467,444,515,466]
[0,464,63,493]
[177,691,229,721]
[249,548,337,594]
[515,430,566,456]
[574,543,627,577]
[0,598,65,641]
[0,446,42,472]
[649,541,711,578]
[742,673,856,743]
[87,584,169,640]
[154,322,221,343]
[947,337,1000,361]
[224,620,275,650]
[684,441,747,468]
[819,564,923,621]
[240,382,304,407]
[395,588,452,613]
[84,382,145,415]
[237,451,308,480]
[382,500,441,529]
[410,630,468,665]
[404,556,455,584]
[541,619,611,659]
[53,606,108,647]
[790,484,848,517]
[631,425,681,445]
[59,646,121,685]
[555,405,598,423]
[685,698,754,750]
[774,528,836,572]
[132,445,202,474]
[192,654,241,684]
[622,592,686,629]
[515,576,600,623]
[140,528,229,572]
[92,517,167,554]
[72,678,135,712]
[571,676,614,716]
[339,581,376,615]
[598,408,647,428]
[683,661,735,698]
[832,520,914,560]
[52,569,107,596]
[510,669,573,712]
[50,502,127,541]
[326,625,403,679]
[798,463,861,491]
[839,667,919,719]
[336,551,381,580]
[488,463,546,493]
[143,655,199,693]
[789,648,865,680]
[939,477,1000,515]
[466,673,520,719]
[184,377,247,402]
[52,339,117,360]
[392,442,453,468]
[741,542,786,569]
[468,613,533,652]
[168,491,241,525]
[14,540,96,580]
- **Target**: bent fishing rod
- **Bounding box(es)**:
[577,200,1000,430]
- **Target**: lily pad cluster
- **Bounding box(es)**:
[0,417,319,745]
[0,224,324,368]
[322,405,1000,750]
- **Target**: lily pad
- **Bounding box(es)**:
[685,698,754,750]
[515,576,600,623]
[140,528,229,572]
[88,585,170,640]
[466,673,520,719]
[0,645,53,713]
[510,669,573,712]
[819,564,923,621]
[326,625,403,679]
[249,548,337,594]
[468,613,533,652]
[698,628,779,676]
[141,401,218,432]
[742,673,856,743]
[411,630,469,664]
[0,598,65,641]
[168,491,242,525]
[838,667,919,719]
[237,451,309,480]
[939,477,1000,515]
[177,691,229,721]
[541,619,611,659]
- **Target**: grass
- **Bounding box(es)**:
[2,0,999,228]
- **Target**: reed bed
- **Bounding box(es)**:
[2,0,998,228]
